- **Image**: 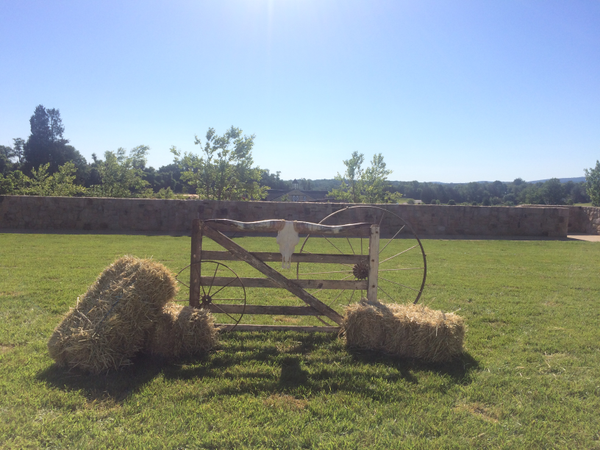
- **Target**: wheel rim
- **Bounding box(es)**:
[296,205,427,313]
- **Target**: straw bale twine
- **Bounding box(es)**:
[145,303,218,358]
[48,255,178,373]
[342,300,465,363]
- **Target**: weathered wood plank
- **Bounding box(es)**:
[201,250,366,265]
[189,219,202,307]
[206,304,322,316]
[203,225,344,325]
[367,224,380,303]
[215,323,341,333]
[199,276,367,290]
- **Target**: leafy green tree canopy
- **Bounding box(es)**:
[329,152,395,203]
[0,162,85,196]
[22,105,87,175]
[0,145,14,175]
[172,126,267,201]
[540,178,564,205]
[88,146,151,198]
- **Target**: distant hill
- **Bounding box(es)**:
[527,177,585,184]
[286,177,587,188]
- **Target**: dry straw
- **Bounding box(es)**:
[342,299,465,363]
[145,302,218,358]
[48,255,178,373]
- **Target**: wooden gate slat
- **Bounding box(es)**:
[216,324,340,333]
[201,250,366,264]
[199,276,367,290]
[206,304,322,316]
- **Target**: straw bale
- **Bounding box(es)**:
[145,303,218,359]
[48,255,178,373]
[342,300,465,363]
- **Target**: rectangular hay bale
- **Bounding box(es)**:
[342,301,465,363]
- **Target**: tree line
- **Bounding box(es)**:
[1,105,598,206]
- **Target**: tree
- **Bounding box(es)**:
[420,184,435,204]
[22,105,86,174]
[11,138,25,164]
[0,138,26,174]
[488,180,508,199]
[585,160,600,206]
[330,151,365,203]
[0,162,85,196]
[465,182,484,204]
[563,181,589,204]
[172,127,267,201]
[153,163,185,193]
[261,169,290,190]
[88,146,151,198]
[540,178,564,205]
[329,152,396,203]
[0,145,13,175]
[520,183,544,204]
[362,153,393,203]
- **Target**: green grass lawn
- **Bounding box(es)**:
[1,232,599,449]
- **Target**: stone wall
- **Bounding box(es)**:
[567,206,600,234]
[0,195,571,237]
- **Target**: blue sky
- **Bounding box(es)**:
[1,0,599,183]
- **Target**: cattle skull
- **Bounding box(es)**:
[276,221,300,269]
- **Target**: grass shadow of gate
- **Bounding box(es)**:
[36,332,479,404]
[36,354,178,404]
[161,331,480,401]
[347,347,480,386]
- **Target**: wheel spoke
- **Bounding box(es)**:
[379,275,422,292]
[211,303,241,324]
[321,235,346,255]
[379,267,424,272]
[206,263,220,297]
[379,245,419,265]
[316,315,335,326]
[379,225,406,254]
[325,288,347,308]
[209,276,238,298]
[346,237,356,255]
[347,289,357,305]
[378,284,396,302]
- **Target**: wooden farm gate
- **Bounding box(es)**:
[187,218,381,332]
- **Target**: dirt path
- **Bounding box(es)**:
[567,235,600,242]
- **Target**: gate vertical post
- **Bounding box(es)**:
[367,224,380,303]
[189,219,203,307]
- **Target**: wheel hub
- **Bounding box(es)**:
[200,294,212,307]
[352,260,370,280]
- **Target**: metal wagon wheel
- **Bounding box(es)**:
[176,260,247,330]
[296,205,427,315]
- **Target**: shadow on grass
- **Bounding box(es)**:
[37,331,479,404]
[347,347,480,385]
[35,354,197,404]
